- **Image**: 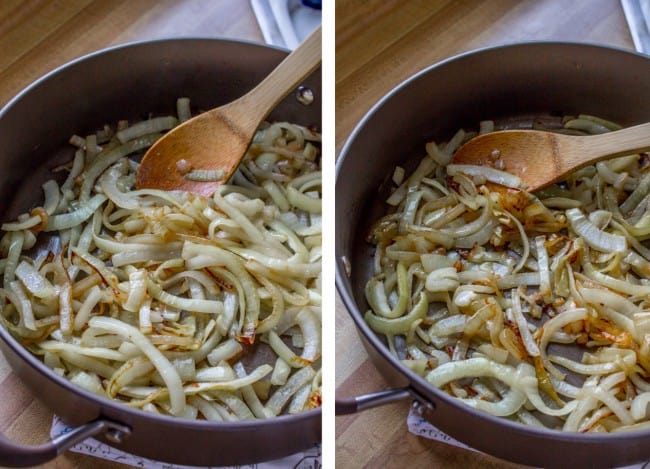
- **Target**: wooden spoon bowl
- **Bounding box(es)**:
[450,122,650,192]
[136,27,321,196]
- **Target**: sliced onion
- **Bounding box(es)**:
[206,338,243,366]
[73,285,103,331]
[566,208,626,253]
[365,262,409,318]
[234,362,272,419]
[116,116,177,143]
[80,134,161,201]
[425,267,459,292]
[364,292,428,335]
[8,280,36,331]
[447,164,527,189]
[123,269,147,313]
[265,366,315,416]
[15,261,54,299]
[89,316,185,416]
[271,357,291,386]
[194,365,236,382]
[147,278,224,315]
[184,364,272,394]
[510,288,539,357]
[45,194,107,232]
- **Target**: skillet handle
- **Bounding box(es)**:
[0,418,131,467]
[336,387,434,415]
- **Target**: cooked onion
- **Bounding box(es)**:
[0,100,321,420]
[364,115,650,432]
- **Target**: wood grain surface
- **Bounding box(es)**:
[0,1,262,468]
[335,1,635,468]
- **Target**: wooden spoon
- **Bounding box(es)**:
[136,27,321,196]
[449,122,650,192]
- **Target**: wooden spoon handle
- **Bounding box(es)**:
[579,121,650,160]
[242,26,322,114]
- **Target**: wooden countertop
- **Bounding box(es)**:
[335,1,635,468]
[0,1,263,468]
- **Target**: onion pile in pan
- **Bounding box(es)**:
[0,98,322,420]
[364,114,650,432]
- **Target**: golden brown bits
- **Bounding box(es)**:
[29,207,48,233]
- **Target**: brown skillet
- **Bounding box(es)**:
[0,38,321,467]
[336,42,650,468]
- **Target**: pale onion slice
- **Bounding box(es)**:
[535,236,552,303]
[40,340,126,361]
[425,267,459,293]
[510,287,539,357]
[98,165,140,210]
[182,242,260,339]
[446,164,527,189]
[116,116,178,143]
[271,357,292,386]
[124,270,147,313]
[265,365,315,416]
[89,316,186,416]
[234,362,272,419]
[580,287,639,318]
[58,349,116,378]
[112,245,183,267]
[184,365,272,395]
[80,134,161,201]
[295,308,321,363]
[631,392,650,421]
[566,208,627,253]
[364,292,428,335]
[539,308,590,379]
[563,372,630,431]
[194,365,236,382]
[15,261,54,299]
[57,282,73,334]
[549,354,629,375]
[107,356,155,398]
[147,278,224,315]
[2,231,23,288]
[621,172,650,214]
[462,386,527,417]
[254,277,285,334]
[44,194,107,232]
[581,251,650,296]
[212,391,255,420]
[288,384,312,415]
[365,262,409,318]
[176,98,192,122]
[188,395,223,421]
[8,280,36,331]
[70,371,104,396]
[262,180,290,212]
[1,215,43,231]
[73,285,103,331]
[206,339,243,366]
